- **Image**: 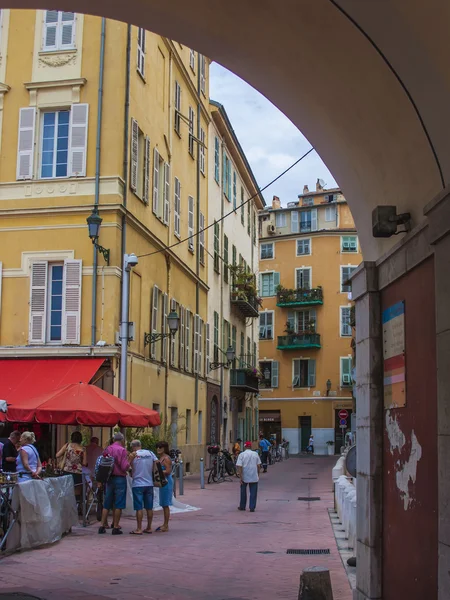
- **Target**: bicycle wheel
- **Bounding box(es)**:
[207,458,218,483]
[225,459,236,476]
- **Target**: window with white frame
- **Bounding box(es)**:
[341,356,352,387]
[213,221,220,273]
[293,359,316,388]
[161,292,168,362]
[214,137,220,183]
[259,360,279,388]
[174,177,181,237]
[233,171,237,210]
[325,204,337,222]
[29,259,82,345]
[200,54,206,94]
[340,306,352,336]
[170,298,178,366]
[341,235,358,252]
[188,107,195,156]
[223,153,231,200]
[300,208,318,232]
[205,323,210,374]
[43,11,75,51]
[302,197,314,206]
[189,49,195,71]
[151,285,160,359]
[296,239,311,256]
[137,28,146,78]
[188,196,195,252]
[260,242,274,260]
[259,311,274,340]
[287,309,316,333]
[275,212,286,227]
[213,311,219,362]
[199,212,205,265]
[260,272,280,297]
[185,309,191,371]
[325,193,337,202]
[241,187,245,225]
[151,147,170,223]
[130,118,150,203]
[296,267,311,290]
[199,128,205,175]
[341,266,357,292]
[174,81,181,135]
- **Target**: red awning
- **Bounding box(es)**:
[0,358,105,403]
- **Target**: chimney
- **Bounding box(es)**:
[272,195,281,209]
[316,178,323,191]
[303,185,309,194]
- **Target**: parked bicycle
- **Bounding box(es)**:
[221,448,237,477]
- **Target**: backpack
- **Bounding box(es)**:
[95,453,115,484]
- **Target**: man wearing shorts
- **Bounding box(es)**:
[98,432,130,535]
[129,440,157,535]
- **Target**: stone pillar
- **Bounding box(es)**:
[424,187,450,600]
[351,262,383,600]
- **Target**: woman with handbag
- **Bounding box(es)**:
[155,441,173,532]
[55,431,87,496]
[16,431,42,482]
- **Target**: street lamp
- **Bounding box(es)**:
[119,253,139,400]
[86,210,110,265]
[210,346,236,370]
[144,310,180,346]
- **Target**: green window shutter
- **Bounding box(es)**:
[271,361,279,388]
[272,272,280,295]
[308,359,316,387]
[287,311,295,331]
[224,235,229,283]
[293,360,300,387]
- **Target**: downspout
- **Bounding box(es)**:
[165,255,171,420]
[91,17,106,346]
[219,136,225,446]
[194,53,201,414]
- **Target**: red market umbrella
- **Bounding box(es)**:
[4,383,161,428]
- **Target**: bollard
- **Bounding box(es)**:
[82,473,87,527]
[298,566,333,600]
[178,460,184,495]
[172,464,177,498]
[200,457,205,489]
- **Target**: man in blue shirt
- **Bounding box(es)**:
[259,434,271,473]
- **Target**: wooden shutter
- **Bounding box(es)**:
[69,104,88,176]
[153,148,159,215]
[174,177,181,236]
[342,357,351,385]
[308,359,316,387]
[170,298,176,366]
[188,196,194,250]
[193,314,199,374]
[179,306,185,369]
[16,108,36,180]
[293,360,300,387]
[151,285,159,358]
[143,135,150,204]
[29,261,48,344]
[291,211,299,233]
[272,272,280,296]
[161,292,168,362]
[271,361,279,388]
[205,323,210,374]
[199,319,203,377]
[163,163,170,224]
[62,259,82,344]
[130,118,139,192]
[61,12,75,48]
[185,309,190,371]
[311,208,318,231]
[43,10,58,50]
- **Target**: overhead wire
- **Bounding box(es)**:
[136,147,315,259]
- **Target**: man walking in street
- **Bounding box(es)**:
[236,441,261,512]
[98,432,130,535]
[259,434,271,473]
[129,440,157,535]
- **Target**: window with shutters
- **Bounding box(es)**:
[174,177,181,237]
[253,342,257,367]
[247,202,251,235]
[170,299,178,367]
[137,28,146,78]
[151,147,169,221]
[275,212,286,228]
[341,235,358,253]
[130,119,150,203]
[188,107,195,157]
[325,204,337,222]
[193,314,200,374]
[199,212,205,265]
[296,239,311,256]
[259,311,274,340]
[199,128,206,175]
[302,197,314,206]
[341,356,352,387]
[43,11,75,51]
[188,196,195,252]
[239,331,245,367]
[340,306,352,336]
[205,323,210,374]
[296,267,311,290]
[260,272,279,297]
[213,221,220,273]
[223,235,229,283]
[223,153,231,200]
[179,306,185,369]
[199,318,203,377]
[200,54,206,95]
[231,325,237,367]
[189,49,195,72]
[241,187,245,225]
[29,259,82,345]
[259,360,278,389]
[213,311,219,362]
[341,266,357,292]
[40,110,69,178]
[233,172,237,210]
[185,309,191,371]
[151,285,160,359]
[214,137,220,183]
[161,293,168,362]
[260,242,273,260]
[174,82,181,136]
[293,359,316,388]
[223,320,229,353]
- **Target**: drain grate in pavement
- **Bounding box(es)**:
[298,497,321,501]
[287,548,330,555]
[301,477,317,480]
[257,551,276,554]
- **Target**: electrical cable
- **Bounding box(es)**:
[137,147,315,258]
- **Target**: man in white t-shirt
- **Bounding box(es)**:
[129,440,157,534]
[236,441,261,512]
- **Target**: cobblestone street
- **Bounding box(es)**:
[0,457,351,600]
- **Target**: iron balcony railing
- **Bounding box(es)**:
[276,333,321,350]
[230,368,260,393]
[230,288,260,318]
[276,287,323,307]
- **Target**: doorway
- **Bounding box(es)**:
[299,416,311,452]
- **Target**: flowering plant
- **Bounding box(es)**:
[244,367,264,380]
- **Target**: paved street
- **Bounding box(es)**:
[0,457,351,600]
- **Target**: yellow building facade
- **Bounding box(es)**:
[258,185,362,454]
[0,10,215,469]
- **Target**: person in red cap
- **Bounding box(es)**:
[236,441,261,512]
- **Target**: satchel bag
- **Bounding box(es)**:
[153,460,168,488]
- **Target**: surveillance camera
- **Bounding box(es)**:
[125,253,138,268]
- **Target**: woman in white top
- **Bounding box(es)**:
[16,431,42,482]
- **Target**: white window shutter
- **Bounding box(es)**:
[151,285,159,359]
[205,323,210,374]
[153,148,159,215]
[143,135,150,204]
[29,261,48,344]
[199,319,203,377]
[293,360,300,387]
[43,10,58,50]
[185,309,190,371]
[161,292,168,362]
[271,361,279,388]
[61,12,75,48]
[130,118,139,193]
[164,163,170,224]
[291,211,299,233]
[0,262,2,328]
[174,177,181,236]
[17,108,36,180]
[311,208,318,231]
[69,104,88,177]
[62,259,82,344]
[308,359,316,387]
[179,306,185,369]
[193,315,199,374]
[273,272,280,295]
[170,298,176,366]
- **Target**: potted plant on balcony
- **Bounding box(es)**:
[284,321,295,335]
[326,440,335,455]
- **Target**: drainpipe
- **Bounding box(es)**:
[165,255,171,419]
[194,53,202,414]
[219,136,225,446]
[91,17,106,346]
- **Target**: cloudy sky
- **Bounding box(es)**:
[209,63,337,206]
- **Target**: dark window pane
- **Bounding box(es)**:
[43,113,56,126]
[50,325,62,341]
[41,165,53,178]
[59,111,70,123]
[51,295,62,310]
[56,164,68,177]
[52,266,63,279]
[51,311,62,326]
[51,280,63,295]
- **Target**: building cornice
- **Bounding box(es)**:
[24,78,87,91]
[0,346,120,358]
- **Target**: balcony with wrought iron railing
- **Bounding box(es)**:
[276,332,321,350]
[276,286,323,308]
[229,266,261,318]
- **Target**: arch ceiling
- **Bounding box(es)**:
[6,0,450,261]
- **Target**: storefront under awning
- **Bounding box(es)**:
[259,411,281,423]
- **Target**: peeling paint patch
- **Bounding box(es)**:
[386,411,422,510]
